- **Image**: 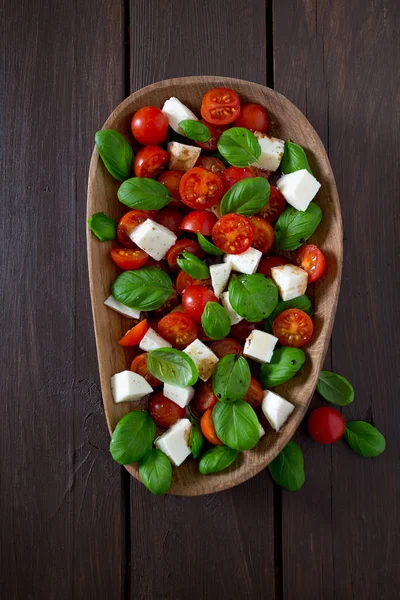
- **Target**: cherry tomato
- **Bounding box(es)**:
[209,338,243,358]
[230,320,261,344]
[133,145,169,178]
[272,309,314,347]
[180,210,217,236]
[152,289,180,316]
[258,256,290,278]
[197,324,213,342]
[110,247,148,270]
[149,392,185,429]
[249,216,275,253]
[118,319,148,347]
[117,210,151,248]
[145,257,169,272]
[220,166,256,193]
[157,170,185,206]
[233,103,270,133]
[130,353,162,388]
[194,381,218,413]
[154,207,183,236]
[259,185,286,222]
[157,312,197,349]
[182,285,219,323]
[243,376,263,408]
[196,120,227,151]
[200,407,222,445]
[176,270,212,295]
[308,407,345,444]
[212,214,254,254]
[131,106,168,145]
[195,156,226,176]
[166,238,205,271]
[179,167,223,209]
[201,88,241,125]
[296,244,326,283]
[252,167,272,180]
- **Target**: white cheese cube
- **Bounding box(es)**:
[104,295,141,319]
[259,421,266,439]
[139,328,172,352]
[111,370,153,404]
[262,390,295,431]
[250,132,285,172]
[167,142,201,171]
[162,97,199,135]
[224,247,262,274]
[210,263,232,298]
[183,338,219,381]
[271,264,308,302]
[243,329,278,363]
[155,418,192,466]
[163,383,194,408]
[129,218,177,261]
[220,291,243,325]
[276,169,321,211]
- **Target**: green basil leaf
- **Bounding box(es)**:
[178,119,211,142]
[139,448,172,495]
[87,212,116,241]
[259,347,305,388]
[199,445,238,475]
[110,411,156,465]
[265,295,313,333]
[201,302,231,340]
[268,440,305,491]
[212,354,250,403]
[95,129,134,182]
[148,348,198,387]
[189,418,204,459]
[317,371,354,406]
[344,422,386,457]
[228,274,278,322]
[281,140,313,175]
[177,252,210,279]
[112,267,173,311]
[220,177,270,216]
[197,233,224,256]
[275,203,322,251]
[217,127,261,167]
[213,400,259,450]
[117,177,171,210]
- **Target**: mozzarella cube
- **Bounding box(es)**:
[183,338,219,381]
[163,383,194,408]
[262,390,295,431]
[104,295,141,319]
[162,97,198,135]
[167,142,201,171]
[259,421,266,439]
[271,264,308,301]
[250,132,285,172]
[139,328,172,352]
[224,247,262,275]
[111,370,153,404]
[129,218,177,261]
[243,329,278,363]
[155,418,192,466]
[276,169,321,211]
[210,263,232,298]
[220,291,243,325]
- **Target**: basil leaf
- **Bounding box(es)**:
[213,400,259,450]
[344,422,386,457]
[228,274,278,322]
[197,233,224,256]
[317,371,354,406]
[148,348,198,387]
[268,440,305,491]
[212,354,250,403]
[139,448,172,495]
[199,445,238,475]
[110,411,156,465]
[112,267,173,311]
[178,119,211,143]
[281,140,313,175]
[189,418,204,459]
[265,295,312,333]
[275,203,322,251]
[259,347,305,388]
[177,252,210,279]
[87,212,116,241]
[95,129,134,182]
[217,127,261,167]
[220,177,270,216]
[201,302,231,340]
[117,177,171,210]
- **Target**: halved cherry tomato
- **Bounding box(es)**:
[182,285,219,323]
[166,238,205,271]
[149,392,185,428]
[195,156,226,176]
[180,210,217,236]
[110,247,148,270]
[130,353,162,388]
[119,319,148,347]
[176,270,212,295]
[259,185,286,222]
[308,407,345,444]
[194,381,218,412]
[243,376,263,408]
[220,166,256,193]
[157,312,197,349]
[131,106,168,145]
[117,210,151,248]
[196,324,213,342]
[230,320,261,344]
[200,407,222,445]
[296,244,326,283]
[233,103,270,133]
[201,88,241,125]
[272,309,314,347]
[258,256,290,278]
[196,120,227,151]
[179,167,223,209]
[152,289,180,316]
[212,214,254,254]
[134,145,169,178]
[154,207,184,236]
[209,338,243,358]
[249,216,275,253]
[157,169,185,205]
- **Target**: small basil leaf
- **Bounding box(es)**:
[148,348,198,387]
[178,119,211,143]
[344,422,386,457]
[197,233,224,256]
[268,440,305,491]
[87,212,117,241]
[201,302,231,340]
[265,295,312,333]
[189,419,204,459]
[275,203,322,251]
[117,177,171,210]
[212,354,250,403]
[110,411,156,465]
[317,371,354,406]
[220,177,270,216]
[213,400,259,450]
[228,274,278,322]
[139,448,172,495]
[281,140,313,175]
[177,252,210,279]
[259,347,305,388]
[95,129,134,182]
[199,445,238,475]
[217,127,261,167]
[112,267,173,311]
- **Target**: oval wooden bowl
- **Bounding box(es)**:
[87,76,342,496]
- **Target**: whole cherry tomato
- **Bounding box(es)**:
[259,185,286,222]
[233,103,270,133]
[249,216,275,253]
[220,166,256,193]
[209,338,243,358]
[182,285,219,323]
[149,392,185,428]
[308,407,345,444]
[154,207,184,236]
[180,210,217,236]
[131,106,168,145]
[176,270,212,295]
[258,256,290,278]
[194,380,219,413]
[166,238,205,271]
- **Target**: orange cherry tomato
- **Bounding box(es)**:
[243,376,263,408]
[130,353,162,388]
[209,338,243,358]
[179,167,224,209]
[272,309,314,348]
[117,209,152,248]
[201,88,241,125]
[157,312,197,349]
[258,256,290,278]
[149,392,185,429]
[131,106,168,145]
[249,216,275,253]
[118,319,148,347]
[200,407,223,445]
[296,244,326,283]
[308,407,345,444]
[110,247,148,270]
[259,185,286,222]
[166,238,205,271]
[133,145,169,178]
[194,381,218,413]
[212,214,254,254]
[220,166,256,193]
[233,103,270,133]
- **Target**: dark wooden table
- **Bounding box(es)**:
[2,1,399,598]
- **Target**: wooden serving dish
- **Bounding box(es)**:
[87,76,342,496]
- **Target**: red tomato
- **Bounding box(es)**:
[157,312,197,349]
[152,289,180,316]
[176,270,212,295]
[220,166,256,193]
[179,167,223,209]
[249,216,275,253]
[243,377,264,408]
[233,103,270,133]
[130,353,162,388]
[118,319,148,347]
[145,257,169,272]
[154,207,183,236]
[201,88,241,125]
[252,167,272,180]
[200,407,222,445]
[166,238,205,271]
[131,106,168,145]
[195,156,226,176]
[133,145,169,178]
[157,170,185,205]
[259,185,286,222]
[197,324,213,342]
[194,381,218,412]
[110,247,148,270]
[196,120,227,151]
[230,320,261,344]
[258,256,290,277]
[273,309,314,347]
[180,210,217,236]
[149,392,185,429]
[117,209,151,248]
[212,214,254,254]
[209,338,243,358]
[308,407,345,444]
[182,285,219,323]
[296,244,326,283]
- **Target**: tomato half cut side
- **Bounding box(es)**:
[180,210,217,236]
[272,308,314,347]
[194,381,218,413]
[130,353,162,388]
[195,156,226,176]
[201,88,241,125]
[233,103,270,133]
[212,214,254,254]
[220,166,256,193]
[259,185,286,222]
[182,285,219,323]
[119,319,148,347]
[179,167,223,209]
[134,145,169,179]
[308,407,345,444]
[117,209,151,248]
[209,338,243,358]
[296,244,326,283]
[110,247,148,270]
[249,216,275,253]
[166,238,205,271]
[157,312,197,349]
[258,256,290,278]
[200,407,223,445]
[149,392,185,429]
